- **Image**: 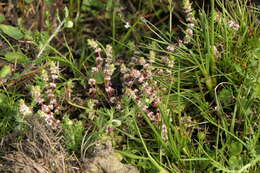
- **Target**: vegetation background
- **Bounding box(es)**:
[0,0,259,172]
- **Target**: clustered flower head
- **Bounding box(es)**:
[87,40,101,96]
[182,0,196,44]
[161,123,168,142]
[28,62,61,129]
[121,55,162,124]
[213,45,220,58]
[214,11,240,31]
[88,39,103,70]
[87,39,165,125]
[104,45,116,99]
[167,0,196,52]
[87,40,118,104]
[226,20,240,31]
[19,99,33,117]
[117,49,173,141]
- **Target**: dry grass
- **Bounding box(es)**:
[0,117,82,173]
[0,117,139,173]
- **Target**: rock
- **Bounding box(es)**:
[83,141,139,173]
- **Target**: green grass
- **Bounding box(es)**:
[0,0,259,172]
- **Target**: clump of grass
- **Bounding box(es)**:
[0,93,19,137]
[133,0,260,172]
[0,116,82,173]
[62,115,85,152]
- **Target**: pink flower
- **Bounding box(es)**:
[88,78,96,86]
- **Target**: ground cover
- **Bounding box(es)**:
[0,0,259,172]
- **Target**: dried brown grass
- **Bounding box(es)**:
[0,117,82,173]
[0,117,139,173]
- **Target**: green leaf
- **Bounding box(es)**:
[62,115,84,151]
[94,72,104,84]
[4,51,29,64]
[83,0,104,7]
[44,0,53,6]
[228,156,242,169]
[198,160,210,170]
[106,0,113,12]
[64,20,73,28]
[253,84,260,99]
[24,0,34,3]
[218,87,234,107]
[0,14,5,23]
[111,119,121,127]
[0,93,8,104]
[0,24,24,40]
[64,6,69,18]
[230,142,243,156]
[255,144,260,155]
[0,65,12,78]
